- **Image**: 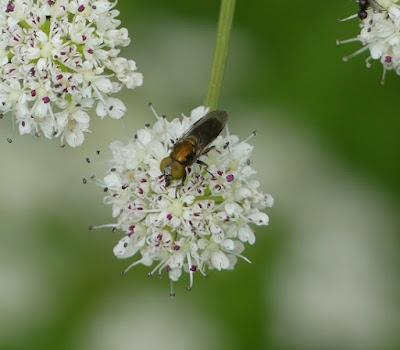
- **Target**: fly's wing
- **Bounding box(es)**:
[180,110,228,155]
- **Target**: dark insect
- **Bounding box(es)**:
[358,0,383,19]
[358,0,369,19]
[160,110,228,187]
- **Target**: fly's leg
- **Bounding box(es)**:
[201,145,219,156]
[175,172,187,199]
[196,160,216,179]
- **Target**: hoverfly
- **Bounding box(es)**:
[160,110,228,187]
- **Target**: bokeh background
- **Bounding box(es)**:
[0,1,399,349]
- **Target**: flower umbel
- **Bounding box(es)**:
[96,106,273,292]
[338,0,400,83]
[0,0,143,146]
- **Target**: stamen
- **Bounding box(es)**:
[148,102,161,120]
[123,259,144,275]
[148,259,167,276]
[381,66,387,85]
[192,255,207,277]
[224,124,232,152]
[336,37,359,45]
[240,131,257,145]
[187,253,194,291]
[169,280,176,297]
[90,223,118,230]
[242,179,265,200]
[139,209,162,214]
[157,260,170,275]
[223,250,252,264]
[338,13,359,22]
[87,176,106,188]
[365,56,372,68]
[342,46,369,62]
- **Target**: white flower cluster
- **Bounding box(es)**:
[98,106,273,292]
[0,0,143,147]
[338,0,400,82]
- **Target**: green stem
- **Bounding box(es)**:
[204,0,236,110]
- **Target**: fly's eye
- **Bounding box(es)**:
[160,157,172,172]
[171,162,186,180]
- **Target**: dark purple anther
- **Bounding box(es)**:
[31,90,37,97]
[56,74,63,80]
[82,35,87,41]
[78,4,85,12]
[42,96,50,104]
[6,1,15,13]
[173,245,180,251]
[88,48,94,54]
[385,56,392,64]
[128,225,135,236]
[138,188,144,195]
[48,0,55,5]
[190,265,197,272]
[226,174,234,183]
[217,170,223,176]
[167,213,173,221]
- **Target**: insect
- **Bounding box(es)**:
[357,0,386,19]
[160,110,228,187]
[358,0,369,19]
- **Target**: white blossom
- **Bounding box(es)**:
[0,0,143,147]
[338,0,400,83]
[94,106,273,292]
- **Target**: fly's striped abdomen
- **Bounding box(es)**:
[171,139,197,165]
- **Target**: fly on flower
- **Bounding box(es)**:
[160,110,228,187]
[92,106,273,295]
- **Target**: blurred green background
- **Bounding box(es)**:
[0,1,399,350]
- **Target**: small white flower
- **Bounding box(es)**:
[338,0,400,83]
[0,0,143,147]
[94,106,273,292]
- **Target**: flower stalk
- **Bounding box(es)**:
[204,0,236,110]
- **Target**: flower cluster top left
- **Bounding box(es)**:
[0,0,143,147]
